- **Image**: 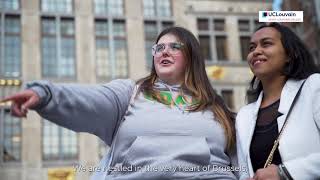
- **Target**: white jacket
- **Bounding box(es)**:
[236,74,320,180]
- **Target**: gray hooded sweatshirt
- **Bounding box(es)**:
[27,79,240,180]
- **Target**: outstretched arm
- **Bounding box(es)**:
[1,79,135,145]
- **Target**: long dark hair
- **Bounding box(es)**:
[248,22,320,102]
[136,26,236,151]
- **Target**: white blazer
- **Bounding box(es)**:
[236,74,320,180]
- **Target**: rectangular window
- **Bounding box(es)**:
[41,0,73,13]
[143,0,171,17]
[143,0,173,69]
[240,36,251,61]
[0,0,19,10]
[95,19,128,79]
[143,0,156,17]
[199,35,211,60]
[157,0,171,17]
[60,18,75,77]
[41,17,76,78]
[161,21,173,30]
[198,17,228,62]
[215,36,228,60]
[213,19,225,31]
[95,20,110,78]
[113,20,127,78]
[221,90,234,110]
[0,108,22,162]
[94,0,124,16]
[94,0,108,15]
[197,18,209,31]
[238,20,250,32]
[42,120,78,161]
[144,21,158,68]
[1,15,21,77]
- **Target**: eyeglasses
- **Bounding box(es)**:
[151,42,184,57]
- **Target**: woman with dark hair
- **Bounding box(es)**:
[236,22,320,180]
[2,27,238,179]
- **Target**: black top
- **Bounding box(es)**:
[250,99,283,172]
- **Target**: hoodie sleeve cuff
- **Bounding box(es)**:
[26,84,52,110]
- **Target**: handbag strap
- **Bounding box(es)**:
[264,80,306,168]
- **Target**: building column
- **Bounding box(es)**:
[125,0,148,80]
[226,16,241,62]
[21,0,43,180]
[75,0,96,84]
[74,1,99,180]
[172,0,197,34]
